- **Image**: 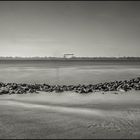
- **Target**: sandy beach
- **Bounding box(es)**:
[0,91,140,139]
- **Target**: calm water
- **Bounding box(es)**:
[0,61,140,84]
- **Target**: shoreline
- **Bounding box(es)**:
[1,90,140,110]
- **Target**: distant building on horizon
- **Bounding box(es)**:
[63,54,74,59]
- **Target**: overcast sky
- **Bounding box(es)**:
[0,1,140,57]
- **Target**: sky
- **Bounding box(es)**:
[0,1,140,57]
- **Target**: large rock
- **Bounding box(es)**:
[9,89,15,94]
[0,87,9,94]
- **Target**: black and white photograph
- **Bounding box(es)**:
[0,1,140,139]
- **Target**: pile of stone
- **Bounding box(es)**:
[0,77,140,95]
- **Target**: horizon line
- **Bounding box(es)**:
[0,56,140,57]
[0,56,140,58]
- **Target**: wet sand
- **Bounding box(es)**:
[0,91,140,139]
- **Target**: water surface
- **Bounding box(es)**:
[0,61,140,84]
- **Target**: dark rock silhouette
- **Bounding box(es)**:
[0,77,140,95]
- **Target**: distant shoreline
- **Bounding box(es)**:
[0,58,140,66]
[0,57,140,61]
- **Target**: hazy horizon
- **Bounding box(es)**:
[0,56,140,58]
[0,1,140,57]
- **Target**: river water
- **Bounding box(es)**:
[0,60,140,84]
